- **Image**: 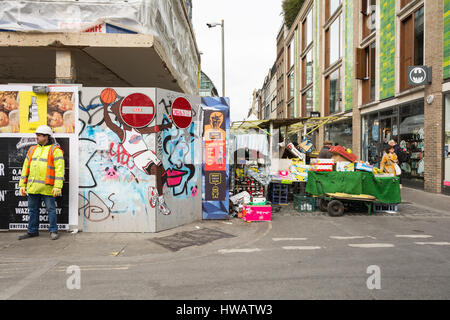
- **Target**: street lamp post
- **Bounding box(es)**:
[207,19,225,97]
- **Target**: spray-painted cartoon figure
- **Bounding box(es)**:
[100,88,173,215]
[162,119,196,197]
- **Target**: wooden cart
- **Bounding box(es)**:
[315,180,379,216]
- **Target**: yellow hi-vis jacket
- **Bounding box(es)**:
[19,144,65,196]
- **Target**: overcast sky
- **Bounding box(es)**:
[192,0,284,122]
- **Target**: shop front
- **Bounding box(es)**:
[362,99,424,188]
[444,93,450,195]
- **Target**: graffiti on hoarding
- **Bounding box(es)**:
[161,114,197,198]
[78,191,113,222]
[108,142,135,170]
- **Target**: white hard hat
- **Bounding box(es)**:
[35,125,53,136]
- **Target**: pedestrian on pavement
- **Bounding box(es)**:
[318,140,333,159]
[388,139,407,164]
[380,146,399,176]
[18,125,65,240]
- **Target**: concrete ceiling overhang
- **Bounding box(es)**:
[0,32,189,93]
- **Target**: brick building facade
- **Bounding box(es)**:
[256,0,450,194]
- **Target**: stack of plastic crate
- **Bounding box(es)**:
[293,194,317,212]
[271,183,289,205]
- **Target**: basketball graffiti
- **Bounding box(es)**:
[100,88,172,215]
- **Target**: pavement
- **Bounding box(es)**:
[0,186,448,261]
[0,187,449,300]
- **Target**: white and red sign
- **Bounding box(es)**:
[171,97,193,129]
[84,23,106,33]
[120,93,155,128]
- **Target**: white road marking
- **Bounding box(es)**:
[415,242,450,246]
[396,235,433,238]
[58,267,130,272]
[282,246,322,250]
[218,248,262,254]
[348,243,395,248]
[330,236,375,240]
[0,260,58,300]
[272,237,308,241]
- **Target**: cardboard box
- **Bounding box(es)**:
[336,161,355,172]
[230,191,251,205]
[310,158,335,165]
[355,162,373,172]
[243,205,271,222]
[311,164,333,172]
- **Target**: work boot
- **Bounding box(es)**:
[18,233,39,240]
[50,232,59,240]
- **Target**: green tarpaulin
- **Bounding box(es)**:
[306,171,401,204]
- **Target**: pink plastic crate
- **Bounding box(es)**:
[243,205,272,222]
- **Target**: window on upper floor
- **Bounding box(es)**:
[325,14,342,68]
[326,0,342,21]
[302,87,313,117]
[400,6,424,91]
[325,68,341,115]
[302,49,313,88]
[356,41,376,104]
[400,0,414,10]
[302,8,313,51]
[361,0,376,39]
[287,39,295,70]
[287,71,295,100]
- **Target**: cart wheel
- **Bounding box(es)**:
[327,200,344,217]
[319,199,329,212]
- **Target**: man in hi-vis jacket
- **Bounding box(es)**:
[18,125,65,240]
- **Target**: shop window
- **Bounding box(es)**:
[325,14,342,68]
[325,68,341,115]
[302,49,313,87]
[302,8,313,51]
[325,119,352,149]
[400,6,424,91]
[326,0,342,21]
[399,101,424,180]
[445,94,450,189]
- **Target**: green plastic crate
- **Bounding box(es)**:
[293,194,317,212]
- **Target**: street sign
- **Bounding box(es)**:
[120,93,155,128]
[408,66,432,86]
[171,97,193,129]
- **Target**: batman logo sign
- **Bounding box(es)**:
[409,67,426,84]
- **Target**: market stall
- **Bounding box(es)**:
[229,117,328,219]
[304,146,401,216]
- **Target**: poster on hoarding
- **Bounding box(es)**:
[0,86,77,134]
[0,137,70,230]
[0,91,20,133]
[201,97,230,219]
[0,84,79,231]
[19,92,48,133]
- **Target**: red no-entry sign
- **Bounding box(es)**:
[120,93,155,128]
[171,97,193,129]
